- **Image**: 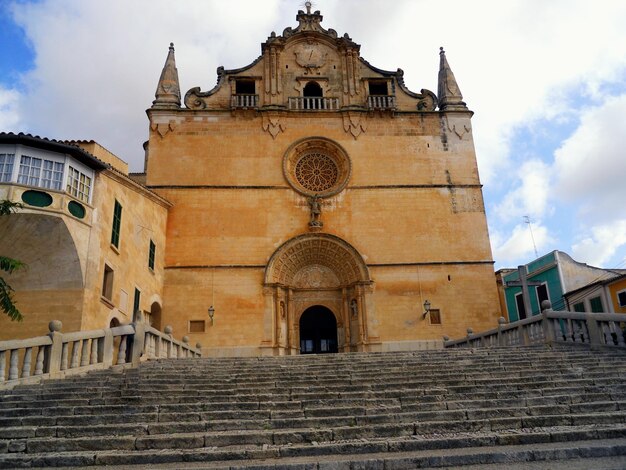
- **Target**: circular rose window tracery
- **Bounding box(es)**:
[295,153,339,192]
[283,137,351,198]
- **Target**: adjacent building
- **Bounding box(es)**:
[0,133,170,340]
[502,250,624,322]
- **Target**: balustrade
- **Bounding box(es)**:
[0,320,201,389]
[445,300,626,350]
[288,97,339,110]
[367,95,396,110]
[231,94,258,108]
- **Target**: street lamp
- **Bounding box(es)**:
[208,305,215,325]
[422,300,431,319]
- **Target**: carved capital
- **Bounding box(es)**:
[150,121,177,138]
[262,113,285,139]
[444,115,472,140]
[342,112,367,140]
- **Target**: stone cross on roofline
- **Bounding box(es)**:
[505,265,543,320]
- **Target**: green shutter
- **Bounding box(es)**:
[148,240,156,270]
[590,296,604,313]
[133,288,141,317]
[111,200,122,247]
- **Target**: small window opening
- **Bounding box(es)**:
[102,265,114,301]
[189,320,206,333]
[303,81,323,97]
[368,81,388,96]
[429,309,441,325]
[235,79,255,94]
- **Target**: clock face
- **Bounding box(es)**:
[294,43,327,71]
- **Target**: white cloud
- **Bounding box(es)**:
[493,159,553,223]
[4,0,626,175]
[0,86,21,130]
[572,220,626,267]
[554,93,626,222]
[491,222,554,267]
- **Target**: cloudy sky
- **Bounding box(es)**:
[1,0,625,270]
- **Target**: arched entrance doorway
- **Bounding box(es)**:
[263,233,380,355]
[299,305,338,354]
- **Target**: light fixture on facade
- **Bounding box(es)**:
[422,300,431,319]
[208,305,215,325]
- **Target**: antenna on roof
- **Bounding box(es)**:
[523,215,539,259]
[304,1,312,14]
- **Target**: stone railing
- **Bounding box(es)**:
[0,319,201,389]
[367,95,396,110]
[288,97,340,111]
[444,300,626,349]
[231,94,258,108]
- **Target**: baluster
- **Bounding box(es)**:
[616,322,626,347]
[34,347,44,375]
[0,350,5,382]
[21,347,32,378]
[90,338,98,364]
[117,336,128,364]
[553,319,562,341]
[602,323,613,345]
[581,322,590,343]
[9,350,19,380]
[70,341,80,368]
[564,320,573,342]
[60,342,69,370]
[80,340,90,366]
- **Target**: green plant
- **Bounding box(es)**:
[0,200,24,321]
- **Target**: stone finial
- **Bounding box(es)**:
[498,316,507,324]
[541,300,552,312]
[437,47,467,111]
[443,335,450,341]
[164,325,173,335]
[195,342,202,349]
[49,320,62,332]
[466,327,473,335]
[182,336,189,344]
[152,42,181,109]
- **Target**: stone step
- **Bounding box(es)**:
[1,405,625,447]
[0,428,624,468]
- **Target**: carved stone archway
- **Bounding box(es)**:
[262,233,380,355]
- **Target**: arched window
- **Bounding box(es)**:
[303,81,323,97]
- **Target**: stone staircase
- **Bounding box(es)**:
[1,346,625,469]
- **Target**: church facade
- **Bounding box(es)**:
[145,7,500,356]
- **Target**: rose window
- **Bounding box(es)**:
[295,153,339,192]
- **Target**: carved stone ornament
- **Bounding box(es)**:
[342,112,367,140]
[265,233,371,287]
[262,113,285,139]
[294,41,327,75]
[150,121,177,138]
[293,265,340,289]
[444,115,471,140]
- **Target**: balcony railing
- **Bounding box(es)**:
[288,97,340,111]
[367,95,396,110]
[0,318,202,389]
[231,94,259,109]
[443,300,626,350]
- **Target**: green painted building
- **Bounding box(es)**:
[503,251,620,322]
